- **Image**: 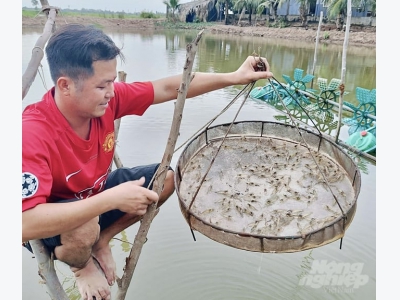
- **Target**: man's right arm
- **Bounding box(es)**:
[22,178,158,242]
[22,190,114,242]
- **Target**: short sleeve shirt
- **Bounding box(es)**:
[22,81,154,211]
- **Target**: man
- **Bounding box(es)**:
[22,23,273,300]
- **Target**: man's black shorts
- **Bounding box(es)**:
[23,163,173,255]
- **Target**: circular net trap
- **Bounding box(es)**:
[174,121,361,253]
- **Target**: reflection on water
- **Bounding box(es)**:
[22,27,375,300]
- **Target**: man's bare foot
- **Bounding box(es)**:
[92,242,116,286]
[71,256,111,300]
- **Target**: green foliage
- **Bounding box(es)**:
[140,11,159,19]
[277,16,289,28]
[22,9,39,17]
[22,8,165,20]
[156,20,212,30]
[323,32,330,40]
[163,0,181,18]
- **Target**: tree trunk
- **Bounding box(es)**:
[299,3,308,27]
[335,14,342,30]
[335,0,352,142]
[271,4,278,24]
[224,0,228,24]
[286,0,290,21]
[238,7,245,25]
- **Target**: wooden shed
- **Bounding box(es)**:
[178,0,218,22]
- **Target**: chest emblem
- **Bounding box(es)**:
[102,132,115,153]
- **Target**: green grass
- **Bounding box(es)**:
[22,10,39,17]
[156,20,214,30]
[22,9,164,20]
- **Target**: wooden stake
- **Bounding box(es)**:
[311,11,323,90]
[22,1,57,100]
[113,71,127,169]
[115,29,204,300]
[335,0,352,142]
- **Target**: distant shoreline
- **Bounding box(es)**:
[22,15,376,47]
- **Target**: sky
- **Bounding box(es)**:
[22,0,193,13]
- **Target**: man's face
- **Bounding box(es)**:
[70,58,117,119]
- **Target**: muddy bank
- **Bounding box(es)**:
[22,15,376,47]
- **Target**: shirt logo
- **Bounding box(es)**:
[66,169,82,182]
[22,172,39,198]
[103,132,115,153]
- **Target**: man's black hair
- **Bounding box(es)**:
[46,23,124,84]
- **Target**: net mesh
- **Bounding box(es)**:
[175,121,361,253]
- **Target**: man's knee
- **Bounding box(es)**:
[59,217,100,250]
[53,217,100,262]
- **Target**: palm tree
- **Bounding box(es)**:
[31,0,39,9]
[163,0,180,20]
[297,0,313,26]
[217,0,234,24]
[258,0,284,25]
[354,0,376,15]
[325,0,375,30]
[325,0,347,29]
[233,0,263,25]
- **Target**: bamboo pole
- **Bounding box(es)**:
[22,1,58,100]
[113,71,127,169]
[29,240,69,300]
[311,11,323,90]
[24,2,69,299]
[115,29,204,300]
[335,0,352,142]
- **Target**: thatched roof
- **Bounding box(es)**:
[178,0,218,22]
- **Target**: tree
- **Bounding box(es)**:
[31,0,39,9]
[163,0,180,20]
[297,0,311,26]
[233,0,263,25]
[355,0,376,16]
[217,0,234,24]
[258,0,284,25]
[325,0,375,30]
[325,0,347,30]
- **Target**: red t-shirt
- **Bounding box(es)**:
[22,81,154,212]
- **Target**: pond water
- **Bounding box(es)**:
[22,27,376,300]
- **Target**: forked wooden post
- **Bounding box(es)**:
[310,11,323,90]
[22,1,70,299]
[115,30,204,299]
[113,71,127,169]
[22,2,128,298]
[22,0,57,100]
[23,1,204,298]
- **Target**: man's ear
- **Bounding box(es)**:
[57,77,72,96]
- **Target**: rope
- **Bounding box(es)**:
[268,77,346,216]
[32,46,44,54]
[37,64,48,92]
[146,82,254,192]
[188,82,256,212]
[173,82,252,153]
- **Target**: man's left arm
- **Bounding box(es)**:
[151,56,273,105]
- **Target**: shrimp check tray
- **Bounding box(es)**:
[174,121,361,253]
